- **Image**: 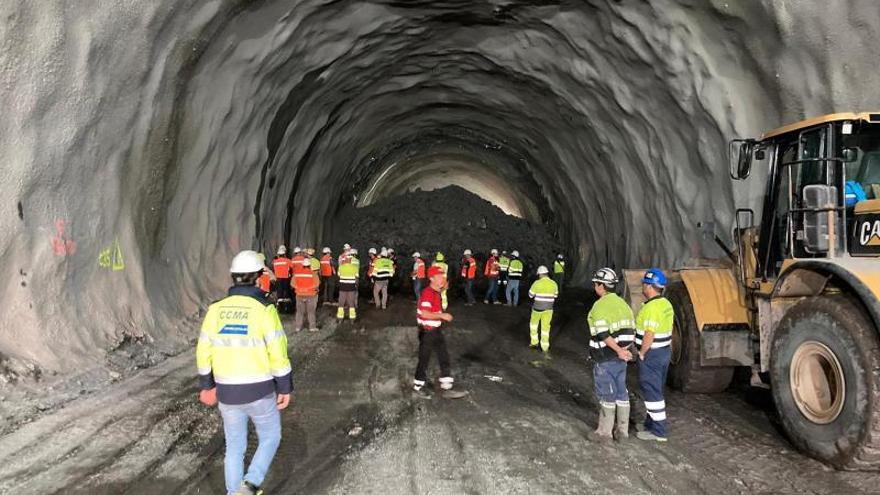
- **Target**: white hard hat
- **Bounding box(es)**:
[230,250,265,274]
[388,248,395,254]
[537,265,549,275]
[293,246,302,253]
[511,250,520,257]
[557,253,564,260]
[369,247,377,255]
[463,249,472,256]
[380,248,389,257]
[491,249,498,255]
[591,267,619,286]
[412,251,420,258]
[323,247,331,254]
[343,243,351,250]
[277,245,287,255]
[302,258,311,266]
[350,248,358,255]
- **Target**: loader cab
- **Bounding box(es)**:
[731,113,880,282]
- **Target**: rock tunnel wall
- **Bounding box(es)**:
[1,0,878,371]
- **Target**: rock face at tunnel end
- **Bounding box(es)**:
[1,0,878,373]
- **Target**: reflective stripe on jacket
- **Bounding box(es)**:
[484,256,499,277]
[508,259,524,279]
[461,257,477,279]
[272,256,292,278]
[196,286,293,405]
[412,258,426,279]
[636,296,674,350]
[374,257,395,279]
[529,277,559,311]
[320,255,335,277]
[554,260,565,274]
[587,293,635,362]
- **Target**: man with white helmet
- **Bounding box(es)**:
[505,250,524,306]
[587,267,635,443]
[528,266,559,354]
[372,248,395,310]
[319,247,336,305]
[271,246,294,312]
[483,249,500,304]
[197,250,292,495]
[411,252,426,301]
[460,249,477,306]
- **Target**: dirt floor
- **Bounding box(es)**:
[2,289,880,495]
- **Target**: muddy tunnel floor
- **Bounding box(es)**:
[2,293,880,495]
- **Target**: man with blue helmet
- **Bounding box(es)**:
[635,268,674,442]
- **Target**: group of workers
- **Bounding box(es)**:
[196,245,671,495]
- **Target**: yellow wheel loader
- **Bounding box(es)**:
[661,112,880,469]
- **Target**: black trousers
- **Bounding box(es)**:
[415,329,451,382]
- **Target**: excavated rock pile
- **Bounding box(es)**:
[330,186,563,284]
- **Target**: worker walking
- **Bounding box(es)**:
[197,250,292,495]
[528,266,558,353]
[506,251,524,306]
[413,266,468,400]
[635,269,674,442]
[411,252,426,301]
[292,254,320,333]
[336,257,359,321]
[272,246,293,311]
[587,268,635,443]
[432,252,450,310]
[498,250,510,302]
[373,248,395,309]
[461,249,477,306]
[320,247,336,305]
[483,249,500,304]
[553,254,565,294]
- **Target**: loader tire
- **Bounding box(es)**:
[771,296,880,469]
[666,281,734,393]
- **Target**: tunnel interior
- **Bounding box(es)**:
[3,0,878,373]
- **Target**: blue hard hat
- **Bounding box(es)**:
[641,268,667,288]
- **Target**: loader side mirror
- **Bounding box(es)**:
[801,184,838,254]
[729,139,756,180]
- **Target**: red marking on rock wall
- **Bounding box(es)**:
[51,219,77,256]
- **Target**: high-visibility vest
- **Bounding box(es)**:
[529,277,559,311]
[636,296,674,350]
[412,258,426,279]
[257,272,272,293]
[498,256,510,272]
[272,256,293,278]
[587,293,635,362]
[350,256,360,270]
[320,254,335,277]
[508,259,524,279]
[484,256,499,277]
[338,262,359,291]
[292,256,318,296]
[196,289,292,404]
[373,257,394,280]
[367,255,377,277]
[554,260,565,274]
[461,257,477,279]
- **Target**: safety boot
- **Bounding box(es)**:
[236,481,264,495]
[614,403,630,442]
[636,430,668,442]
[441,389,469,399]
[336,307,345,320]
[588,403,615,443]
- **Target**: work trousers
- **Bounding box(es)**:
[506,279,521,306]
[639,346,671,438]
[414,329,451,385]
[219,394,281,495]
[412,278,424,300]
[593,358,629,407]
[529,309,553,351]
[321,275,335,303]
[294,295,317,330]
[337,290,357,319]
[464,278,476,304]
[373,280,389,308]
[275,277,291,301]
[499,272,508,302]
[484,277,499,303]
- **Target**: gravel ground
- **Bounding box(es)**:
[0,290,879,494]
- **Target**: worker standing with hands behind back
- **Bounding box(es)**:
[635,269,674,443]
[587,267,635,443]
[197,250,292,495]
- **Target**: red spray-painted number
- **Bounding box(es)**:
[51,219,77,256]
